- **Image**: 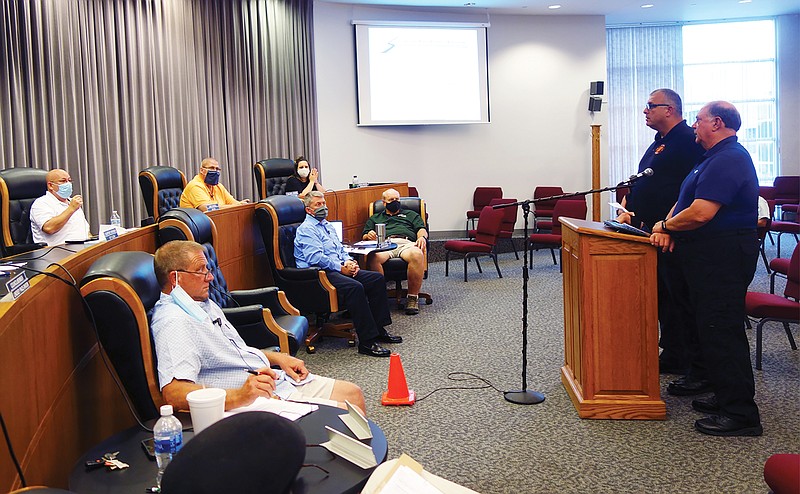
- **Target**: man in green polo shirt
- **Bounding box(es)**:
[362,188,428,315]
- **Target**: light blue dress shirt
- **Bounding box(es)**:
[294,214,352,271]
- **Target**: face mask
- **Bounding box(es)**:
[56,182,72,199]
[204,170,220,186]
[386,200,401,213]
[312,206,328,221]
[170,272,208,322]
[298,168,310,178]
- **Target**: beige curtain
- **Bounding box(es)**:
[0,0,319,228]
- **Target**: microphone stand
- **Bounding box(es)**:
[493,180,636,405]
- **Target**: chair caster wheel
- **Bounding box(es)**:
[348,340,356,347]
[307,345,316,353]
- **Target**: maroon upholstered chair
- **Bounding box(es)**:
[763,454,800,494]
[532,186,564,231]
[528,199,587,270]
[465,187,502,233]
[468,198,519,259]
[772,176,800,206]
[446,206,504,282]
[745,243,799,370]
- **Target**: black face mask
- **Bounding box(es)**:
[204,170,220,186]
[386,200,401,213]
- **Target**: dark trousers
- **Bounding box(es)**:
[325,269,392,345]
[657,249,692,366]
[678,231,760,425]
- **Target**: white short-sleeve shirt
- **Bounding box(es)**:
[30,192,90,245]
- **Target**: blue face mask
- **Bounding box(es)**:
[56,182,72,199]
[204,170,220,186]
[170,272,208,322]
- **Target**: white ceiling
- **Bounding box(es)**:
[319,0,800,25]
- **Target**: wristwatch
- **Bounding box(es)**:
[661,220,670,233]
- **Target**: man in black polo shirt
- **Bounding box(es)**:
[617,88,704,375]
[363,188,428,315]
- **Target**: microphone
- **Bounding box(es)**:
[212,318,222,327]
[628,168,654,182]
[209,283,241,307]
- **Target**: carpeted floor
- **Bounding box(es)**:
[301,236,800,493]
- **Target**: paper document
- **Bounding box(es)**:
[379,465,444,494]
[224,396,318,421]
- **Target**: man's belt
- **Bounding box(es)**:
[388,234,411,240]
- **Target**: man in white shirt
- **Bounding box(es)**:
[30,169,90,245]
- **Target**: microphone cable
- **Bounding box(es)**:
[0,409,27,488]
[414,372,505,403]
[209,282,241,307]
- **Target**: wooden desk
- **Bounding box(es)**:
[559,218,665,420]
[325,183,408,244]
[0,205,270,491]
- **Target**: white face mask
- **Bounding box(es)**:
[170,271,208,322]
[298,167,310,178]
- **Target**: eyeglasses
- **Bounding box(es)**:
[202,166,221,172]
[645,103,671,111]
[49,178,72,185]
[176,268,212,279]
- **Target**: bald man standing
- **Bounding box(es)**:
[30,169,90,245]
[650,101,761,437]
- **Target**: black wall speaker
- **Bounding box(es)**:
[590,81,604,96]
[588,96,602,112]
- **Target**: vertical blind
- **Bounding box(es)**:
[0,0,319,228]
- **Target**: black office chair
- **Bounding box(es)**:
[138,166,187,222]
[80,251,165,422]
[158,208,308,355]
[161,412,305,494]
[253,158,296,199]
[0,167,49,257]
[255,195,355,353]
[368,197,432,309]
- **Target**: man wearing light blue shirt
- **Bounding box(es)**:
[294,191,402,357]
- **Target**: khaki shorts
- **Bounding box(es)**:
[287,374,337,407]
[385,238,419,258]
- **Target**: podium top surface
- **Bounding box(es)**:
[560,217,655,245]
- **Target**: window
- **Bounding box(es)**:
[607,19,778,186]
[682,20,777,185]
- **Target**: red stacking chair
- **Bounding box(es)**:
[528,199,587,271]
[532,186,564,231]
[445,206,504,282]
[465,187,502,233]
[468,198,519,260]
[745,243,800,370]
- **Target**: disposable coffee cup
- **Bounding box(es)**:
[376,223,386,246]
[186,388,226,435]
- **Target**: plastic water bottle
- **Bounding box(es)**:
[351,175,359,189]
[110,210,121,228]
[153,404,183,488]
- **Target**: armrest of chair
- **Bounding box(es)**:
[7,242,47,256]
[230,287,288,316]
[279,266,324,281]
[222,305,287,354]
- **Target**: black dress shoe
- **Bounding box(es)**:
[357,342,391,357]
[695,415,763,437]
[667,377,713,396]
[376,332,403,344]
[691,395,720,414]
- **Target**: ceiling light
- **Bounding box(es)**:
[548,4,562,9]
[739,0,752,3]
[641,4,654,8]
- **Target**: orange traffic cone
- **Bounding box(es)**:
[381,353,415,406]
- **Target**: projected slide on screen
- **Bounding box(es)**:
[354,22,490,126]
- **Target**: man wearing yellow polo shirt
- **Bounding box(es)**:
[180,158,250,212]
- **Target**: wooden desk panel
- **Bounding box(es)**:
[0,207,270,490]
[325,183,408,244]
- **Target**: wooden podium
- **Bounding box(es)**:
[559,218,666,420]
